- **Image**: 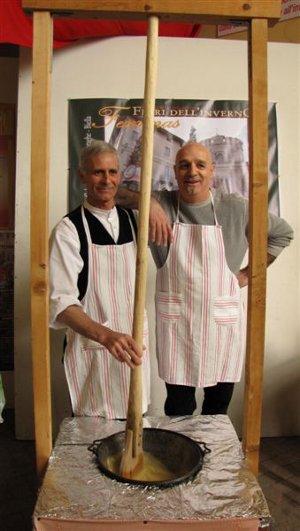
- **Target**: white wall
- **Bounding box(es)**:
[15,37,300,439]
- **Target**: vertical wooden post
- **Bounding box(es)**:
[243,18,269,476]
[30,10,53,478]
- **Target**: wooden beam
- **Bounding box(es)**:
[242,18,269,477]
[30,10,53,479]
[22,0,282,24]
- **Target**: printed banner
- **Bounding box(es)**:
[69,99,279,215]
[280,0,300,20]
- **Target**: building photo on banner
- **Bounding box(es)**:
[68,99,280,215]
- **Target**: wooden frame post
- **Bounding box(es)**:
[30,10,53,478]
[243,18,269,476]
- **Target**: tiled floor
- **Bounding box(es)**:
[0,408,299,530]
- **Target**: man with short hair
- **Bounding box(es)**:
[49,140,150,418]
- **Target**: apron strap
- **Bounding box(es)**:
[81,205,92,245]
[210,190,219,226]
[116,206,137,244]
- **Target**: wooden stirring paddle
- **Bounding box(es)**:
[119,15,159,479]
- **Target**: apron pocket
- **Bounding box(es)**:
[213,296,240,326]
[155,291,183,321]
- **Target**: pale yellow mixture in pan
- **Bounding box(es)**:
[104,451,177,482]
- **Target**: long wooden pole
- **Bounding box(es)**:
[120,15,159,478]
[30,10,53,478]
[243,18,269,477]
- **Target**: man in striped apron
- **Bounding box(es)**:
[150,142,293,416]
[49,141,150,418]
[154,143,243,415]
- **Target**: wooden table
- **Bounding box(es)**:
[33,415,271,530]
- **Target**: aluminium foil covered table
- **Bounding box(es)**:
[33,415,271,530]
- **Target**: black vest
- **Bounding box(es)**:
[66,205,137,301]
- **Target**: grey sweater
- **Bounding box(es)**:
[150,189,293,274]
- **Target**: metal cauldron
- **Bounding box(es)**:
[88,428,210,488]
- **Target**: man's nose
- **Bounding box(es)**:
[100,171,110,182]
[188,162,198,176]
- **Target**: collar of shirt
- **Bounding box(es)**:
[83,200,119,242]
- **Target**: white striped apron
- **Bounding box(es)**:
[155,193,245,387]
[64,206,150,418]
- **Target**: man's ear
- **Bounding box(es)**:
[79,169,86,184]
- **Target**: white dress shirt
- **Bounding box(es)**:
[49,201,120,329]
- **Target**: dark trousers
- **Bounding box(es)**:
[164,382,235,416]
